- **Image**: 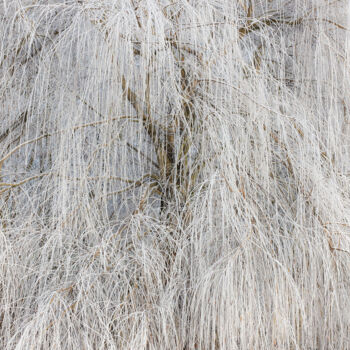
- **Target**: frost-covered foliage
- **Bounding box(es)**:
[1,0,350,349]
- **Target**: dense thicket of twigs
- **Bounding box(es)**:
[1,0,350,349]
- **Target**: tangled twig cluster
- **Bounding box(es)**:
[1,1,350,349]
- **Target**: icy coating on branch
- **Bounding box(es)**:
[1,0,350,349]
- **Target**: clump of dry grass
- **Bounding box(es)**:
[1,0,350,349]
